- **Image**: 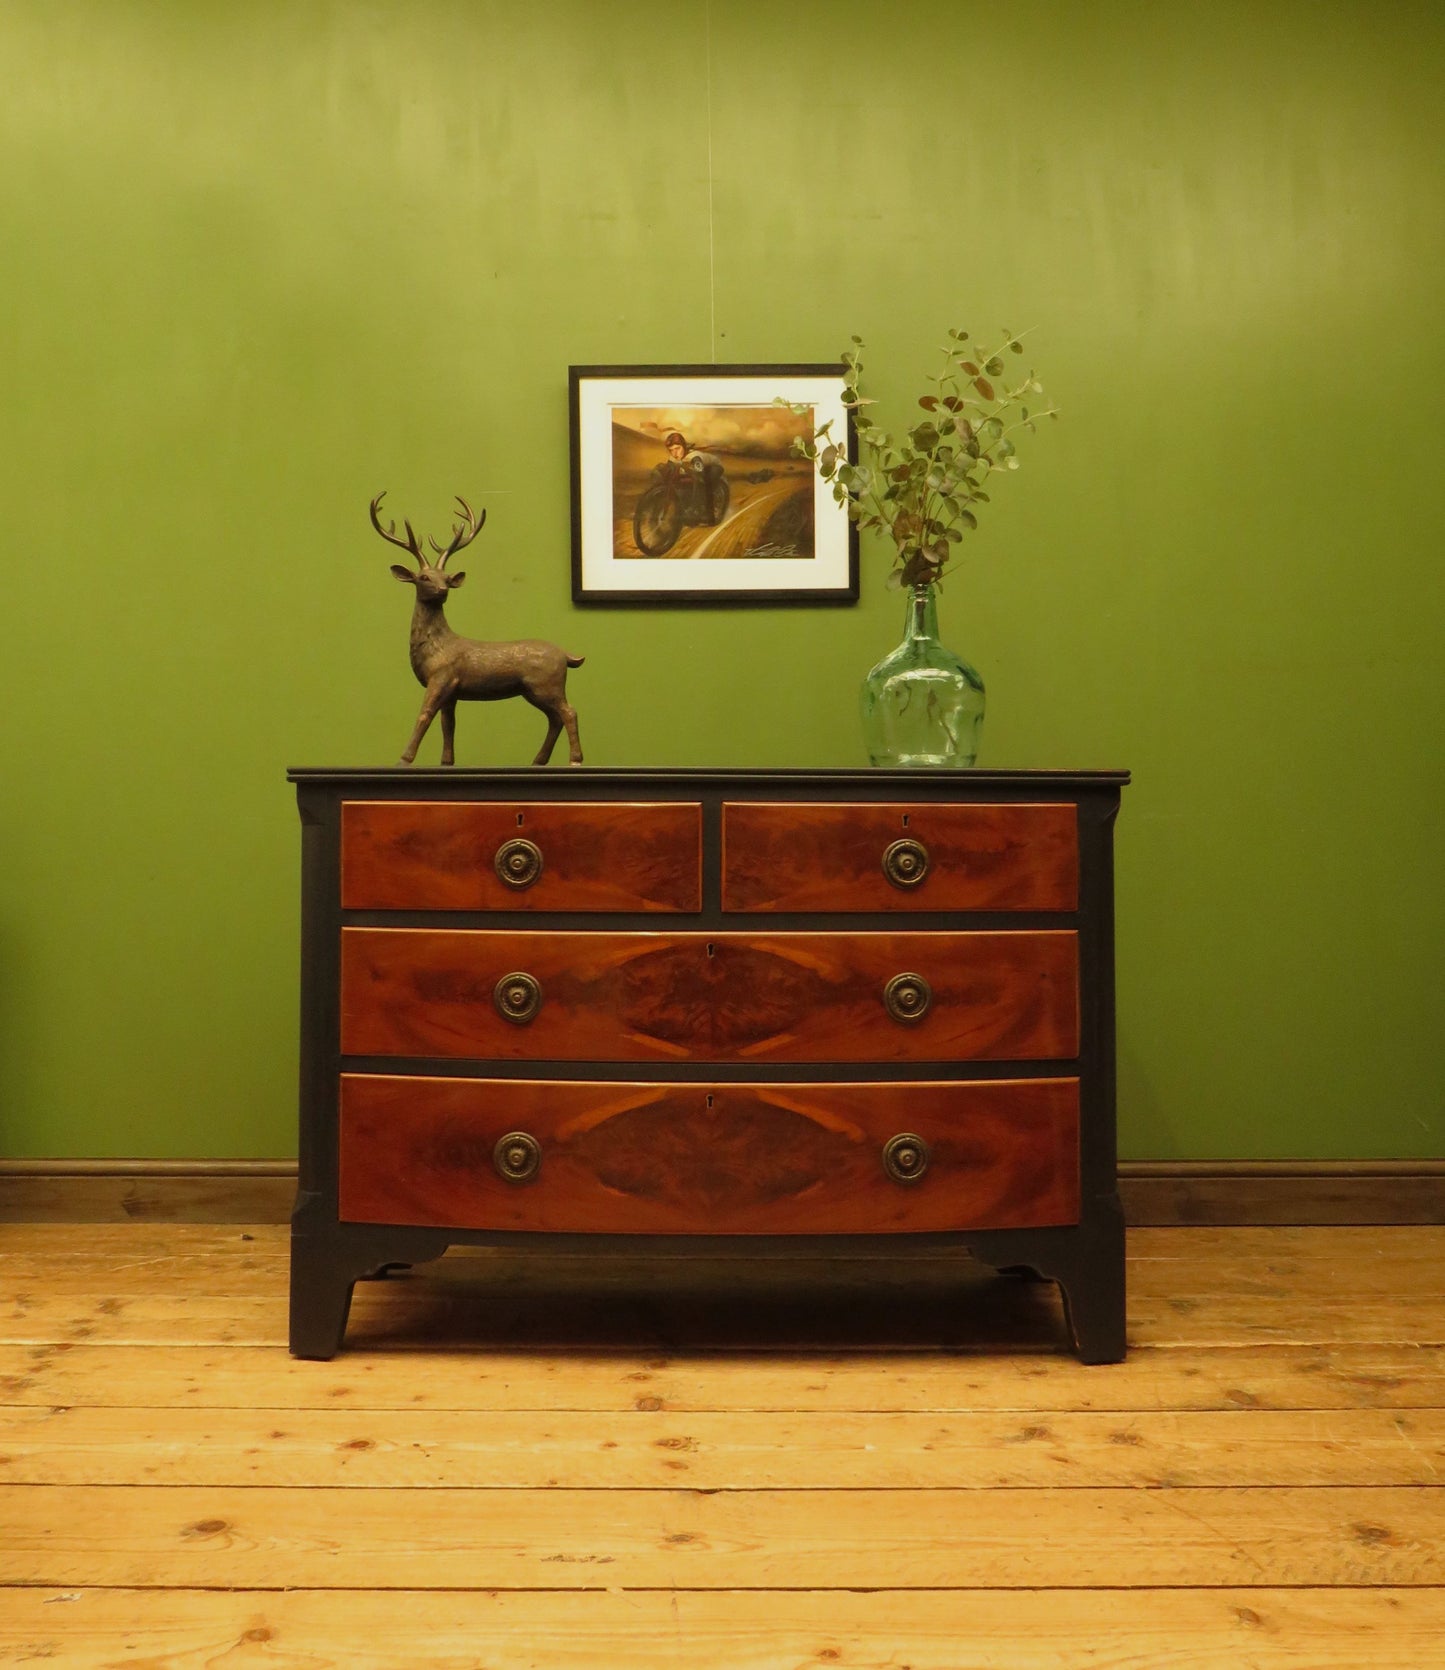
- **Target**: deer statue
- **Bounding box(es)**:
[370,492,584,766]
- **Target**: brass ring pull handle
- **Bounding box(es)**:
[493,1131,542,1183]
[493,971,543,1025]
[883,972,932,1024]
[882,1132,931,1186]
[882,837,929,889]
[495,837,543,890]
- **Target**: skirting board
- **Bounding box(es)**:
[1,1159,1441,1227]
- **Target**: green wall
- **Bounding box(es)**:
[1,1,1441,1162]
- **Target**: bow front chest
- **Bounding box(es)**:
[288,767,1128,1361]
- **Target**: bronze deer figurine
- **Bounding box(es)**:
[371,492,584,766]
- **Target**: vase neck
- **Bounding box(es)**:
[903,582,940,642]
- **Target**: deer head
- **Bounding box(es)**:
[369,492,486,601]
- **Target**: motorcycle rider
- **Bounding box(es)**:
[657,430,726,524]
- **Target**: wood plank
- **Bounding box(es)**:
[340,799,703,912]
[340,928,1080,1061]
[4,1485,1442,1589]
[4,1587,1443,1670]
[3,1404,1441,1489]
[11,1236,1445,1298]
[4,1341,1444,1415]
[338,1075,1081,1235]
[721,800,1079,912]
[5,1266,1443,1351]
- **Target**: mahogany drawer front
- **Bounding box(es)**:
[340,928,1079,1063]
[341,800,702,912]
[722,801,1078,912]
[338,1074,1081,1236]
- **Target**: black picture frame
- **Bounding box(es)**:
[570,363,859,606]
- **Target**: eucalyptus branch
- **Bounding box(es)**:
[782,325,1055,590]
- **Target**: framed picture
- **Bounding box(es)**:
[570,363,858,606]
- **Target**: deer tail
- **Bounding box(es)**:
[565,652,585,667]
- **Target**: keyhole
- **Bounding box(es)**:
[902,814,910,829]
[706,1094,714,1109]
[706,942,715,958]
[516,812,525,827]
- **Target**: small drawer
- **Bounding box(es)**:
[340,928,1079,1063]
[338,1074,1081,1235]
[341,801,701,912]
[722,802,1077,912]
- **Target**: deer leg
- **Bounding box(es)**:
[399,679,451,765]
[439,700,458,767]
[531,715,563,766]
[560,701,583,765]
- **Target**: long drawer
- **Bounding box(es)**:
[340,928,1079,1062]
[341,800,702,912]
[722,801,1078,912]
[338,1074,1082,1235]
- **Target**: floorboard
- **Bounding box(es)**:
[1,1221,1442,1666]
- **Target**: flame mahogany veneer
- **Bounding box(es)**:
[722,801,1079,912]
[339,928,1079,1062]
[342,800,701,912]
[288,769,1128,1363]
[339,1075,1081,1236]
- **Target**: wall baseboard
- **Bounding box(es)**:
[1,1158,1441,1227]
[1118,1160,1444,1226]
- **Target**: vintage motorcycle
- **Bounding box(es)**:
[632,457,731,556]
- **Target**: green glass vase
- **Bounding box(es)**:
[860,582,986,768]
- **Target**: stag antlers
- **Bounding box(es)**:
[369,492,485,568]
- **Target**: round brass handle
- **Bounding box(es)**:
[882,1132,931,1186]
[883,972,932,1024]
[493,971,543,1025]
[495,837,543,890]
[493,1131,541,1183]
[882,837,929,890]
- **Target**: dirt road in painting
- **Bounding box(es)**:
[611,469,814,561]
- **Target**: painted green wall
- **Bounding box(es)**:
[1,1,1441,1161]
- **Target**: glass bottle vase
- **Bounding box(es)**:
[860,582,985,768]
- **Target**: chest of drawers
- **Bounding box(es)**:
[287,767,1128,1361]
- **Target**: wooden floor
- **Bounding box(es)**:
[1,1224,1443,1666]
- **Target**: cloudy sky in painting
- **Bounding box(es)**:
[613,404,811,459]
